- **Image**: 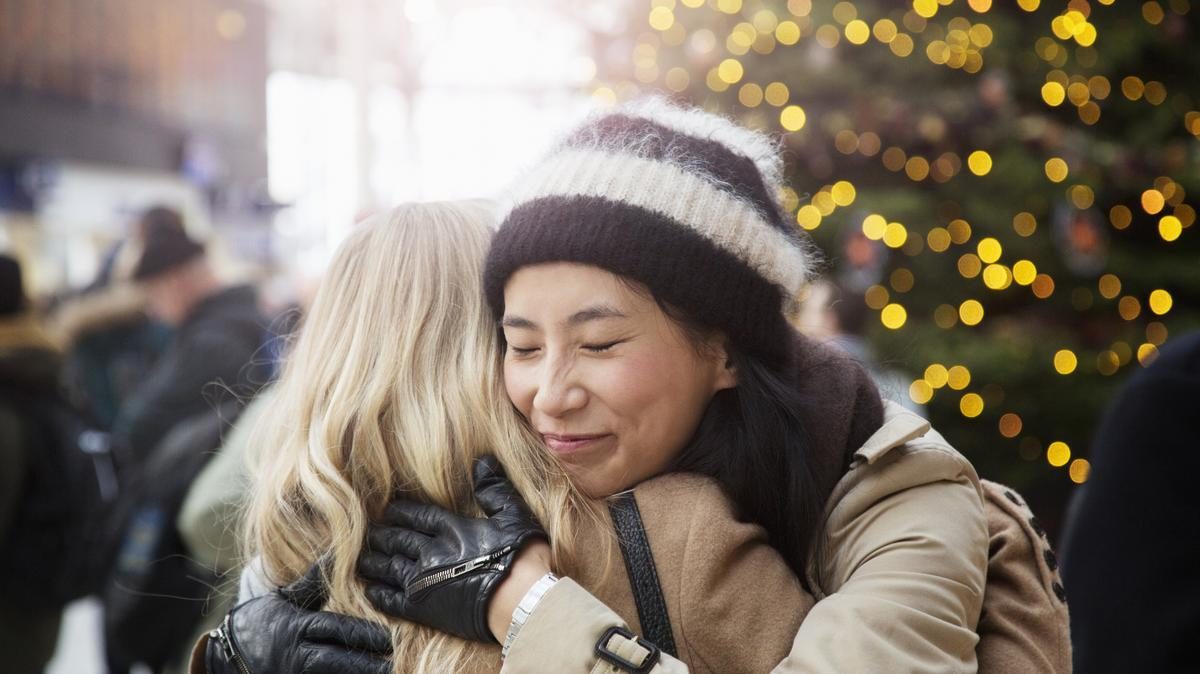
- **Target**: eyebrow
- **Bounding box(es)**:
[501,303,628,330]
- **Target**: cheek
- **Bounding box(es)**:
[503,362,534,417]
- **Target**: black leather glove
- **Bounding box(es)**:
[206,562,393,674]
[357,455,547,643]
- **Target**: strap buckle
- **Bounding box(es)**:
[594,625,660,673]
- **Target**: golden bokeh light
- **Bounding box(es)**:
[958,253,983,278]
[947,365,971,390]
[881,303,908,329]
[1041,81,1066,106]
[982,264,1012,290]
[845,19,870,44]
[1109,204,1133,230]
[927,227,952,252]
[864,284,890,310]
[959,299,985,326]
[960,393,985,418]
[795,204,821,230]
[1032,274,1056,299]
[1045,157,1069,183]
[1069,458,1091,484]
[909,379,934,404]
[764,81,790,106]
[948,219,972,244]
[977,237,1002,263]
[1159,215,1182,242]
[1047,441,1071,467]
[1118,295,1142,320]
[648,6,675,31]
[967,150,993,176]
[1012,212,1037,237]
[905,156,931,181]
[999,413,1023,438]
[883,222,909,248]
[890,267,915,293]
[1148,289,1173,315]
[862,213,887,240]
[1138,343,1160,366]
[1097,274,1121,299]
[925,363,950,388]
[1141,189,1165,214]
[1053,349,1077,375]
[1013,260,1038,285]
[780,104,807,131]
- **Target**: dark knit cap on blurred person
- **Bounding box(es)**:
[484,97,816,367]
[0,253,26,316]
[132,214,205,282]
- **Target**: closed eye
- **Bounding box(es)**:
[507,345,540,356]
[583,340,622,353]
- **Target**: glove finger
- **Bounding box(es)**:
[357,550,415,585]
[382,499,457,535]
[300,644,392,674]
[366,525,428,559]
[472,455,527,517]
[280,557,331,610]
[302,611,393,653]
[364,583,410,619]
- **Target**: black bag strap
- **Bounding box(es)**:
[607,492,678,658]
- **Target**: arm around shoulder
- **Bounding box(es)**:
[777,438,988,674]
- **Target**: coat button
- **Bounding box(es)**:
[1043,548,1059,571]
[1052,581,1067,603]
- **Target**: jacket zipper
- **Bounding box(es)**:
[407,545,514,597]
[211,614,252,674]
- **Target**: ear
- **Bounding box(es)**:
[709,337,738,393]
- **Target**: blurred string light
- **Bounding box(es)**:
[628,0,1195,483]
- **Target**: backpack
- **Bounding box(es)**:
[0,379,120,610]
[101,400,242,673]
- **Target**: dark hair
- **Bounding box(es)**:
[630,281,825,580]
[670,347,823,581]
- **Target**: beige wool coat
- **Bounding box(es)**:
[502,402,1072,673]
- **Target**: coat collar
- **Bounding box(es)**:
[852,401,932,465]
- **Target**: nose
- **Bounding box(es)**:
[532,356,588,419]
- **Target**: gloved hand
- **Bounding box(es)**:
[357,455,547,643]
[206,561,393,674]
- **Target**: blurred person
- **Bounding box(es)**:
[0,253,67,673]
[53,205,182,430]
[795,278,924,414]
[109,218,270,469]
[1061,331,1200,673]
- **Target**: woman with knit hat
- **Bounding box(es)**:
[348,99,994,672]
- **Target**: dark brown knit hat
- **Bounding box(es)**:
[484,98,815,367]
[132,218,205,281]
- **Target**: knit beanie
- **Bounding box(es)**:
[484,98,815,367]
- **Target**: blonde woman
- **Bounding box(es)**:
[197,201,815,674]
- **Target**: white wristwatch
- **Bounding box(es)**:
[501,572,560,658]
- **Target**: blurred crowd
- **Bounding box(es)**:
[1,205,297,673]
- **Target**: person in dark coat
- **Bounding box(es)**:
[1061,331,1200,673]
[109,221,270,470]
[0,253,65,672]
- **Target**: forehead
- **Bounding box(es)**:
[504,263,649,312]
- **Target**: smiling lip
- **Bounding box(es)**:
[541,433,611,456]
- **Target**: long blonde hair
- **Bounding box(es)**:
[244,201,598,671]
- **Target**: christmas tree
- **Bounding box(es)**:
[592,0,1200,531]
